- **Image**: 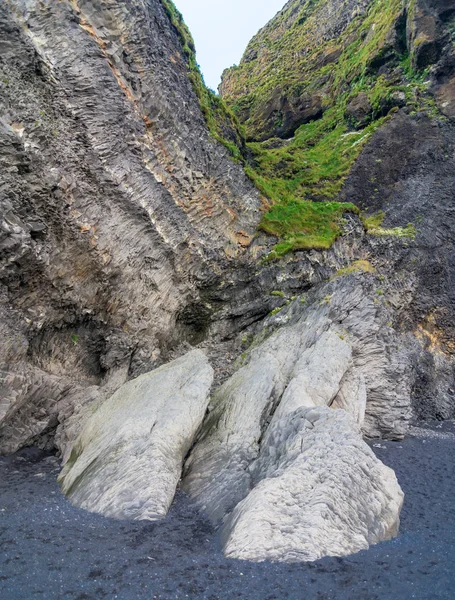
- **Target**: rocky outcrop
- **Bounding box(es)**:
[0,0,260,453]
[181,276,404,561]
[183,275,409,526]
[338,111,455,420]
[58,350,213,520]
[221,407,403,562]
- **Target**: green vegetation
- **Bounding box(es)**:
[368,223,417,239]
[161,0,244,160]
[71,333,79,346]
[362,211,386,231]
[220,0,436,256]
[260,200,358,259]
[362,211,416,239]
[270,290,285,297]
[163,0,431,258]
[223,0,407,138]
[334,260,376,278]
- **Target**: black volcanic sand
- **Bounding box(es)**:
[1,422,455,600]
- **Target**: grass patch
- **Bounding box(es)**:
[362,211,385,231]
[368,223,417,239]
[269,305,285,316]
[334,260,375,278]
[260,200,359,259]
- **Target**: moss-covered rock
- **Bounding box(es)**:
[219,0,454,255]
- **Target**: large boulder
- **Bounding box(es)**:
[182,316,334,523]
[183,278,407,561]
[58,350,213,520]
[221,407,404,562]
[183,278,410,526]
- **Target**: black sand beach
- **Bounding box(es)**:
[1,422,454,600]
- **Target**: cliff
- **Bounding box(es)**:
[1,0,455,564]
[0,0,260,452]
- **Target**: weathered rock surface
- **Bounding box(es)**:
[0,0,260,452]
[345,93,373,129]
[339,110,455,421]
[58,350,213,520]
[221,407,403,563]
[183,276,410,529]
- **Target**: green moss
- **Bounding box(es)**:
[368,223,417,239]
[269,306,285,316]
[334,260,376,278]
[71,333,79,346]
[321,294,333,306]
[270,290,285,297]
[260,199,359,259]
[362,211,386,231]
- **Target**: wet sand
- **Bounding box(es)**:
[1,421,454,599]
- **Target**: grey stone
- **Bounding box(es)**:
[221,407,403,563]
[58,350,213,520]
[184,276,411,529]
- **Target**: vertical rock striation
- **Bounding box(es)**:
[0,0,260,452]
[58,350,213,520]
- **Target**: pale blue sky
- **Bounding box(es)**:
[174,0,286,91]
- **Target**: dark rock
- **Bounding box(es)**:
[248,87,325,141]
[345,93,373,128]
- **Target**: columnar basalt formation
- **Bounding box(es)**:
[0,0,260,453]
[1,0,455,564]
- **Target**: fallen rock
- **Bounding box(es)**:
[346,93,373,129]
[58,350,213,520]
[221,407,404,562]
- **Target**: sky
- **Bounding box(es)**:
[174,0,286,91]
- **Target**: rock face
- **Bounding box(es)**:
[58,350,213,520]
[0,0,260,453]
[221,407,403,563]
[183,276,408,527]
[1,0,455,567]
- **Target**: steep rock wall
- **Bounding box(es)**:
[0,0,260,452]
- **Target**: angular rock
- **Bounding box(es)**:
[58,350,213,520]
[345,93,373,129]
[221,407,403,563]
